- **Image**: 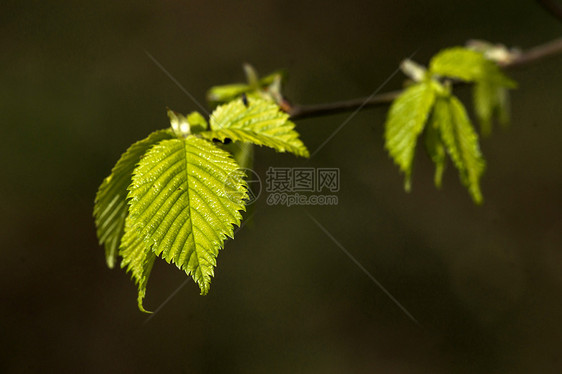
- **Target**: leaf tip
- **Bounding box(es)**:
[470,187,484,205]
[138,299,152,314]
[434,171,444,189]
[404,175,412,192]
[106,255,116,269]
[198,282,210,296]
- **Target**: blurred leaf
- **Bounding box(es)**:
[243,63,259,88]
[167,109,209,137]
[93,129,174,268]
[167,109,191,137]
[425,112,447,188]
[224,141,255,170]
[259,69,287,86]
[473,81,510,136]
[429,47,516,88]
[203,98,309,157]
[434,96,486,203]
[187,111,208,133]
[401,59,427,82]
[207,83,250,107]
[206,65,286,108]
[384,82,436,191]
[466,39,520,65]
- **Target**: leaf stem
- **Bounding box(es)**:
[288,37,562,120]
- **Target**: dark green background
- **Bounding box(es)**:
[2,1,562,373]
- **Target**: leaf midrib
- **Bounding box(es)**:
[182,139,199,275]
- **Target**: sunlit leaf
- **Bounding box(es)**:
[202,98,309,157]
[207,83,250,107]
[429,47,516,87]
[424,112,447,188]
[119,218,156,313]
[473,81,510,136]
[93,129,174,268]
[125,136,248,295]
[384,82,436,190]
[434,96,486,203]
[187,111,208,133]
[206,65,286,107]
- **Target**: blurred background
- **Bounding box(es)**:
[2,1,562,372]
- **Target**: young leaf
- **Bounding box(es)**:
[206,65,286,107]
[202,98,309,157]
[434,96,486,203]
[207,83,250,107]
[187,111,208,133]
[401,59,427,82]
[384,82,436,190]
[473,81,510,136]
[430,48,487,82]
[429,47,516,87]
[126,136,248,295]
[424,114,447,188]
[93,129,174,268]
[243,63,259,88]
[496,85,510,125]
[119,218,156,313]
[168,110,209,136]
[167,109,192,137]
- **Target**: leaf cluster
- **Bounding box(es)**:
[94,98,308,311]
[207,64,286,109]
[384,47,516,203]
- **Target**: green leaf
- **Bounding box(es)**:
[496,85,510,125]
[187,111,208,133]
[167,109,209,137]
[125,136,248,295]
[206,65,286,107]
[434,96,486,203]
[202,98,309,157]
[223,141,255,170]
[384,82,436,190]
[424,113,447,188]
[119,218,156,313]
[167,109,191,137]
[93,129,174,268]
[207,83,250,107]
[473,81,510,136]
[259,69,286,86]
[243,63,260,88]
[430,48,487,82]
[429,47,516,87]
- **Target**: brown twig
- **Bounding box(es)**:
[287,90,402,120]
[288,36,562,120]
[501,37,562,68]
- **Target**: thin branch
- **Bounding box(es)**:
[288,90,402,120]
[288,36,562,120]
[501,37,562,68]
[536,0,562,23]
